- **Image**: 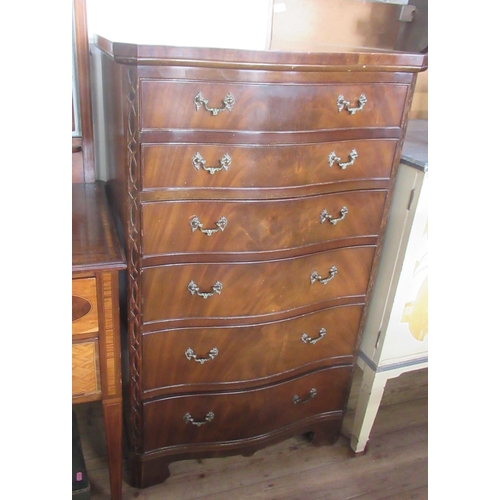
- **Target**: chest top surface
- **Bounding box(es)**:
[94,35,428,73]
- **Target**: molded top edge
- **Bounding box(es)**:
[94,35,428,73]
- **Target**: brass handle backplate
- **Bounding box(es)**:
[310,265,338,285]
[190,215,228,236]
[185,347,219,364]
[328,149,358,169]
[301,328,327,345]
[188,280,223,299]
[183,411,215,427]
[320,206,348,225]
[194,91,235,115]
[293,388,317,405]
[337,94,367,115]
[192,152,231,174]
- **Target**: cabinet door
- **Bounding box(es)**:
[380,171,428,365]
[358,164,428,367]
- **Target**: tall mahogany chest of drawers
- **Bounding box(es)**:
[91,36,427,488]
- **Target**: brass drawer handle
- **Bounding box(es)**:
[293,388,317,405]
[301,328,326,345]
[310,265,338,285]
[188,280,223,299]
[192,152,231,175]
[337,94,367,115]
[320,206,348,225]
[185,347,219,364]
[183,411,215,427]
[328,149,358,169]
[194,91,235,115]
[190,215,228,236]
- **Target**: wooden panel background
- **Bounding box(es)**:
[269,0,428,120]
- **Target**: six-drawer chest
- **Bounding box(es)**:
[91,36,427,488]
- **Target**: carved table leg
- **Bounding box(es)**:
[102,399,123,500]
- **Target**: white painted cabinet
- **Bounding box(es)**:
[350,120,428,453]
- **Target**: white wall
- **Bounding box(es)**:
[86,0,273,181]
[86,0,272,50]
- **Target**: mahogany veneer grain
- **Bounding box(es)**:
[91,37,427,489]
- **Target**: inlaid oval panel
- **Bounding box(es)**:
[72,277,99,336]
[72,295,92,322]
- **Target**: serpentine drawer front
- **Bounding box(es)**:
[140,81,408,132]
[142,304,363,396]
[142,190,387,257]
[141,139,398,191]
[142,366,352,452]
[141,246,375,325]
[92,36,427,488]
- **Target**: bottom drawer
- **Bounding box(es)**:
[143,365,351,452]
[72,341,100,398]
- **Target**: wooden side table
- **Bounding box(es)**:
[72,181,126,499]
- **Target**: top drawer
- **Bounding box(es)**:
[140,81,408,132]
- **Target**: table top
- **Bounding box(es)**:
[72,181,126,273]
[401,119,428,172]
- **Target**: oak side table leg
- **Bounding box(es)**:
[102,398,123,500]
